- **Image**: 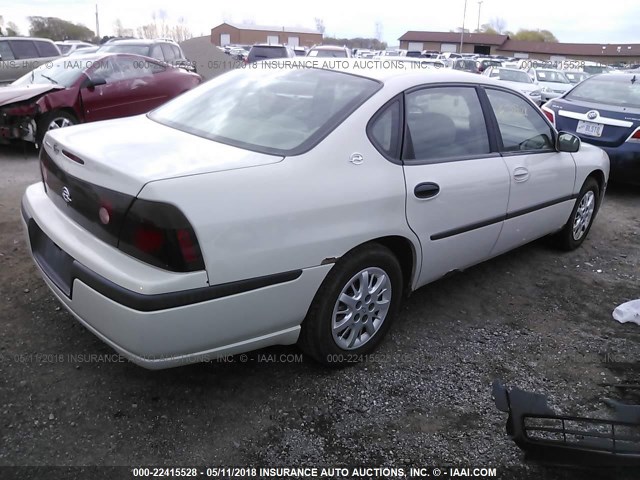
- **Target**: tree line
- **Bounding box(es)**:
[0,14,192,44]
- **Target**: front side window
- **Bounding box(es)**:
[150,45,164,61]
[486,88,554,152]
[161,44,176,61]
[403,86,490,162]
[150,68,381,155]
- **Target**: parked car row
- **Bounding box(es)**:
[0,36,197,85]
[0,53,201,147]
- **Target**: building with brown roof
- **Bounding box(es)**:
[211,22,322,48]
[399,31,640,64]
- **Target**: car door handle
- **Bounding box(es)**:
[513,167,530,183]
[414,182,440,199]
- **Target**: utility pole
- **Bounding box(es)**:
[459,0,468,53]
[95,3,100,38]
[477,1,483,32]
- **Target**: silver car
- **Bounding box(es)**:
[484,67,542,105]
[528,68,573,103]
[0,37,61,84]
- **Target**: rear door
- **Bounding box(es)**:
[483,87,576,256]
[401,85,511,286]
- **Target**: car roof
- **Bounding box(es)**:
[104,39,166,45]
[261,58,506,86]
[0,36,55,42]
[493,67,525,72]
[311,45,347,50]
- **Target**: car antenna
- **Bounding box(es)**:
[632,75,637,84]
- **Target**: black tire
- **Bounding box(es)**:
[555,177,600,251]
[36,110,78,148]
[299,243,403,366]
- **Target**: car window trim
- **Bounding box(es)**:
[400,83,498,165]
[479,85,558,156]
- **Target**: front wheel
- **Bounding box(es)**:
[555,178,600,250]
[36,110,78,148]
[299,243,403,366]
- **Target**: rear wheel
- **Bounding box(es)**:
[555,177,600,250]
[299,243,403,366]
[36,110,78,148]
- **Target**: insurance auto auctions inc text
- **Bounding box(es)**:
[208,466,498,478]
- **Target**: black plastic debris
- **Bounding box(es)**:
[492,380,640,467]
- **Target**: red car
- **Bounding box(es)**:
[0,53,202,147]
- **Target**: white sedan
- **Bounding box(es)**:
[22,61,609,369]
[483,66,542,105]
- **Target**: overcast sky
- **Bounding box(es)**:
[2,0,640,45]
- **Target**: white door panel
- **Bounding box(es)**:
[485,87,576,255]
[491,201,573,256]
[501,152,576,213]
[404,158,511,286]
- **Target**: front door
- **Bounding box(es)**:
[482,87,576,256]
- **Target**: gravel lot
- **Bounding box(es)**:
[0,145,638,479]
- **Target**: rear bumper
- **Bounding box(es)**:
[22,184,332,369]
[598,144,640,184]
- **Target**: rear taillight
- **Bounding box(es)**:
[542,106,555,126]
[626,127,640,143]
[118,199,205,272]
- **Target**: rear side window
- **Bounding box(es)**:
[0,41,15,60]
[403,86,490,162]
[171,45,183,59]
[150,68,381,155]
[486,89,554,152]
[368,99,402,159]
[161,44,176,61]
[35,41,59,57]
[9,40,39,59]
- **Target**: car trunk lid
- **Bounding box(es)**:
[552,98,640,148]
[43,114,284,196]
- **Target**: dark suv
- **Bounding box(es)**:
[247,44,296,63]
[0,37,61,84]
[98,39,196,72]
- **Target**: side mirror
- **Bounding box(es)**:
[81,76,107,89]
[557,131,581,153]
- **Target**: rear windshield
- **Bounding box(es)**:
[496,68,532,83]
[536,70,569,83]
[565,74,640,108]
[100,44,150,56]
[308,49,348,58]
[149,67,381,155]
[57,44,72,54]
[249,46,288,61]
